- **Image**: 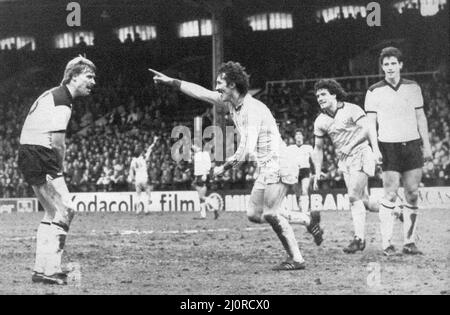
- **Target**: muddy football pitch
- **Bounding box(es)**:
[0,209,448,295]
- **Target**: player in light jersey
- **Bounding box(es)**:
[312,79,378,254]
[287,129,314,212]
[365,47,432,256]
[129,136,158,213]
[150,62,323,271]
[18,56,96,285]
[191,144,218,219]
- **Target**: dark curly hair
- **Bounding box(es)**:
[217,61,250,95]
[314,79,348,102]
[379,46,403,65]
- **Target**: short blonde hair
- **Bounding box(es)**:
[61,56,96,85]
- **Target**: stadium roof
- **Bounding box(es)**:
[0,0,401,37]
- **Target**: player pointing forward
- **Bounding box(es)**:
[365,47,432,256]
[150,62,323,270]
[129,136,159,213]
[18,56,96,285]
[312,79,379,254]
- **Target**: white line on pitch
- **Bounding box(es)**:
[119,226,270,236]
[3,226,270,241]
[3,236,36,242]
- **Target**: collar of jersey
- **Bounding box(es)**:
[322,101,344,118]
[62,84,74,103]
[234,93,250,112]
[383,78,405,92]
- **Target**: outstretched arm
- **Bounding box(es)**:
[129,161,136,183]
[145,136,159,161]
[149,68,222,106]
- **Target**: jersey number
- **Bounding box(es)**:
[27,91,49,116]
[28,100,39,116]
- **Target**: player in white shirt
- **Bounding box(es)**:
[365,47,432,256]
[18,56,96,285]
[129,136,159,213]
[191,144,218,219]
[150,62,323,271]
[287,129,314,211]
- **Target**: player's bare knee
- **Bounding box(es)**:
[263,213,283,233]
[405,189,419,205]
[348,193,362,204]
[247,208,263,224]
[59,200,76,226]
[383,191,397,203]
[263,213,277,225]
[247,214,262,224]
[67,206,75,223]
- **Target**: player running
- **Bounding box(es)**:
[18,56,96,285]
[286,129,314,212]
[150,62,323,271]
[312,79,377,254]
[129,136,159,213]
[365,47,432,256]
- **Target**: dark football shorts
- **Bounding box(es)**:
[18,144,62,186]
[298,168,311,181]
[379,139,423,173]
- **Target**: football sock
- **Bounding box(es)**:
[402,203,418,245]
[45,222,68,276]
[351,200,366,241]
[378,199,395,250]
[265,214,304,263]
[135,192,142,212]
[34,221,52,274]
[200,202,206,218]
[143,193,150,213]
[280,209,310,226]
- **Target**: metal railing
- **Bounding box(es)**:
[265,71,438,94]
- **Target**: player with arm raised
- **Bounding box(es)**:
[150,62,323,271]
[129,136,158,213]
[312,79,377,254]
[365,47,432,256]
[18,56,96,285]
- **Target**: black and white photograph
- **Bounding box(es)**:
[0,0,448,297]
